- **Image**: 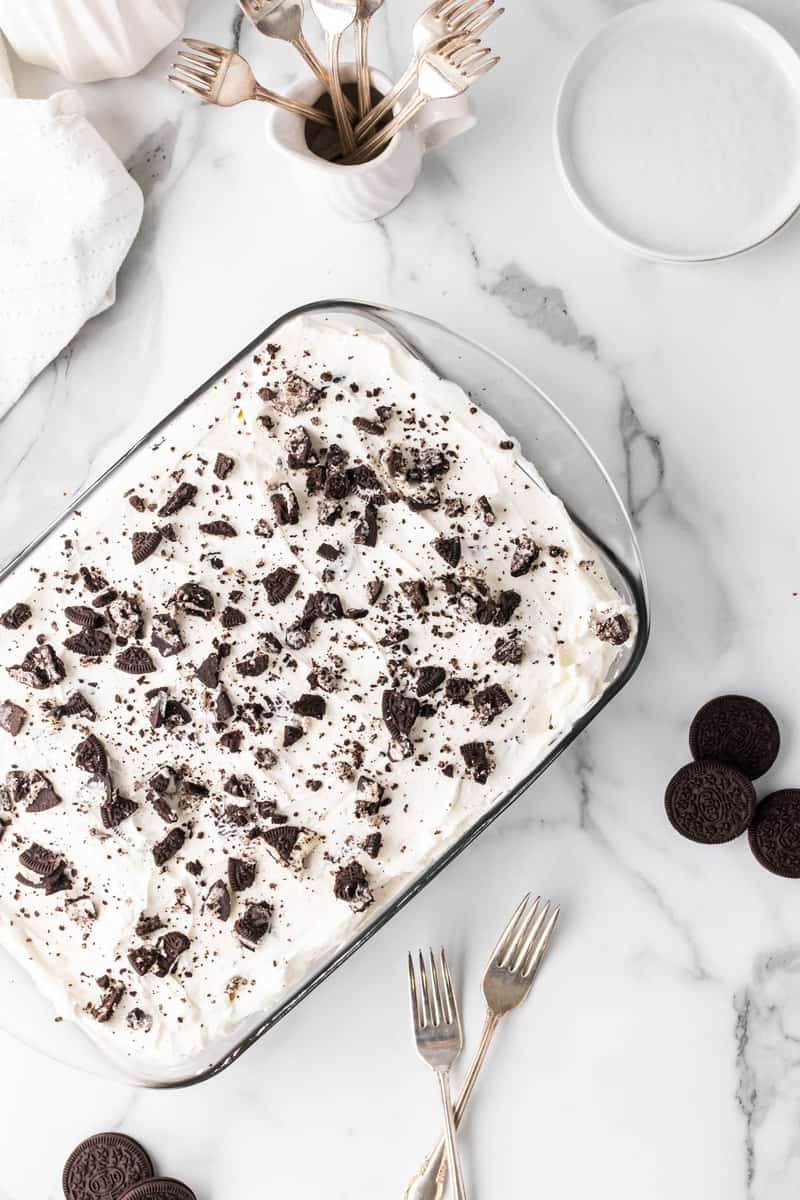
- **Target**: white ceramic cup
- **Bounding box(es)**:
[266,65,476,222]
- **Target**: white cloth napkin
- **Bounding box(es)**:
[0,79,143,417]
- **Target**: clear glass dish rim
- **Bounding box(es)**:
[0,299,650,1087]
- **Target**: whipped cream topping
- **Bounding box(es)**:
[0,314,633,1073]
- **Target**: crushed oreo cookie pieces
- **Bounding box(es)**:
[352,416,385,436]
[353,502,378,547]
[286,425,315,469]
[362,832,382,858]
[100,794,138,828]
[75,733,108,777]
[151,613,184,658]
[79,566,108,593]
[206,879,232,921]
[91,978,125,1023]
[173,582,215,620]
[263,566,299,605]
[106,593,144,642]
[460,740,493,784]
[199,519,237,538]
[333,860,373,912]
[128,945,158,976]
[152,827,185,867]
[228,857,257,893]
[476,495,496,526]
[63,629,113,658]
[64,604,104,629]
[473,684,511,726]
[214,452,235,480]
[116,646,156,675]
[235,649,270,678]
[416,666,446,697]
[270,483,300,526]
[234,900,273,948]
[382,690,420,745]
[195,652,220,689]
[510,534,539,578]
[494,632,523,664]
[595,614,631,645]
[8,643,66,689]
[154,931,191,977]
[269,372,323,415]
[0,699,27,736]
[220,605,246,629]
[400,580,429,610]
[44,691,95,721]
[293,693,326,719]
[433,535,461,567]
[1,602,32,630]
[158,481,198,518]
[131,530,163,565]
[445,676,473,705]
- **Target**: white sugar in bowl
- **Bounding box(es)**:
[0,0,190,83]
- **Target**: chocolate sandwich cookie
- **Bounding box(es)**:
[63,1132,153,1200]
[120,1180,196,1200]
[665,760,756,844]
[748,790,800,878]
[689,694,779,780]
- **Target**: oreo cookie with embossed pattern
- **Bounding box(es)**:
[689,695,779,781]
[119,1180,196,1200]
[665,760,756,844]
[748,790,800,877]
[63,1132,153,1200]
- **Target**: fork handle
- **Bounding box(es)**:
[292,31,358,123]
[343,92,426,164]
[355,17,371,120]
[404,1012,499,1200]
[253,84,335,127]
[355,61,417,141]
[436,1070,468,1200]
[326,30,356,153]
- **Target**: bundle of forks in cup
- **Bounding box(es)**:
[169,0,503,164]
[404,894,559,1200]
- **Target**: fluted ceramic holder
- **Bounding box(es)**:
[266,65,476,222]
[0,0,190,82]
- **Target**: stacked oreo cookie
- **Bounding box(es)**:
[62,1132,195,1200]
[665,694,800,878]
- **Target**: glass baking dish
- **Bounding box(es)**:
[0,300,649,1087]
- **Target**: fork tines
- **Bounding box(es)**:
[168,39,224,97]
[408,948,458,1032]
[493,894,560,976]
[431,0,491,22]
[436,32,501,79]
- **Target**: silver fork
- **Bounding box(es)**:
[169,39,334,125]
[354,0,385,119]
[408,949,468,1200]
[310,0,357,153]
[404,895,560,1200]
[238,0,357,121]
[344,32,499,165]
[354,0,502,142]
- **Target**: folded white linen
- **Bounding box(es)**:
[0,88,143,417]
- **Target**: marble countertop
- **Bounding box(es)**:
[2,1,800,1196]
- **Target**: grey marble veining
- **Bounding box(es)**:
[1,1,800,1197]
